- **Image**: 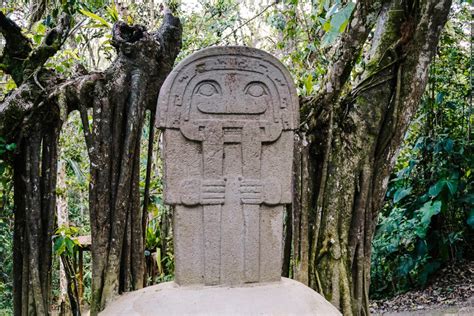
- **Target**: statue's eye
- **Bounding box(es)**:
[245,82,267,97]
[196,82,219,97]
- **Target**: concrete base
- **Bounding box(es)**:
[101,278,341,316]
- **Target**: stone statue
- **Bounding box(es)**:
[157,46,297,286]
[101,47,341,316]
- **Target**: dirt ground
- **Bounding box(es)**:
[370,261,474,316]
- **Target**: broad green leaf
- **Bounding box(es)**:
[65,237,75,256]
[418,261,441,286]
[444,139,454,152]
[329,2,355,33]
[321,31,338,47]
[54,236,65,255]
[445,179,458,195]
[428,180,445,197]
[394,187,412,203]
[419,201,442,226]
[5,77,16,92]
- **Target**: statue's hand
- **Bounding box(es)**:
[180,178,225,205]
[180,178,201,206]
[239,177,282,205]
[201,179,226,205]
[239,179,263,205]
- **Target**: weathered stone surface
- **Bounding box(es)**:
[102,46,341,315]
[100,278,342,316]
[157,46,299,286]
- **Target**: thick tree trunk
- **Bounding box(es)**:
[72,13,182,314]
[294,0,452,315]
[12,117,62,315]
[1,9,181,315]
[0,12,71,315]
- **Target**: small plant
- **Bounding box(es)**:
[53,225,83,315]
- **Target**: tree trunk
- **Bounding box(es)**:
[294,0,452,315]
[73,13,182,314]
[12,116,63,315]
[1,9,181,314]
[56,161,70,314]
[0,12,71,314]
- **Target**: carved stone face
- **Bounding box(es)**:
[189,72,272,116]
[157,47,299,131]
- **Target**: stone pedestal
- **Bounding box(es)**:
[101,278,341,316]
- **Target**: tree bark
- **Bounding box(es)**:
[56,161,70,314]
[1,9,181,315]
[71,12,182,314]
[297,0,452,315]
[0,11,70,315]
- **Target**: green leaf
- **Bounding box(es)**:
[397,256,414,276]
[106,0,119,22]
[339,20,349,33]
[321,31,338,47]
[304,74,313,95]
[444,139,454,152]
[393,187,412,203]
[65,237,75,256]
[428,181,445,197]
[329,2,355,33]
[419,201,442,226]
[53,236,65,255]
[323,20,331,32]
[445,179,458,195]
[33,34,43,45]
[467,209,474,229]
[5,143,16,151]
[80,9,111,28]
[435,92,444,104]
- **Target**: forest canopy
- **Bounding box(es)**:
[0,0,471,315]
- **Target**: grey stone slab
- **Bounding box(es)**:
[157,46,299,286]
[100,278,342,316]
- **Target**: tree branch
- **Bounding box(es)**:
[304,0,383,129]
[0,11,33,84]
[23,14,72,81]
[0,11,71,85]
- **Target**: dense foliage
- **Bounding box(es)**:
[370,5,473,297]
